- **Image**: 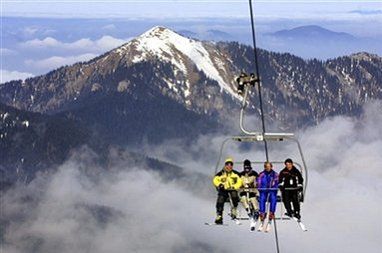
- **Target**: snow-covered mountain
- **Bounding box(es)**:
[122,26,235,95]
[1,26,381,187]
[1,26,381,133]
[1,27,240,117]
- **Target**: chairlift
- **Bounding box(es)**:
[214,134,308,199]
[211,70,308,226]
[208,2,308,253]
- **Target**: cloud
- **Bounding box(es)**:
[24,53,97,70]
[23,26,40,36]
[95,36,129,51]
[20,36,129,73]
[21,36,130,53]
[1,69,34,83]
[22,37,60,47]
[102,24,116,30]
[1,159,235,253]
[1,48,18,56]
[350,10,382,15]
[1,100,381,253]
[19,36,130,72]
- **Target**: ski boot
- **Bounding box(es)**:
[250,211,259,231]
[245,208,253,219]
[259,213,266,222]
[231,208,241,225]
[230,208,238,220]
[215,215,223,225]
[253,210,259,221]
[268,212,275,221]
[294,212,301,221]
[257,213,266,232]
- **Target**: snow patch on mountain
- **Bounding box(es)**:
[129,26,235,96]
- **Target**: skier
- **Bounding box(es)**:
[239,159,259,230]
[239,160,259,217]
[279,158,304,220]
[213,158,242,224]
[257,162,279,223]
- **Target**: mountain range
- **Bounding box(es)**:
[270,25,356,41]
[262,25,382,59]
[1,26,381,187]
[176,25,382,59]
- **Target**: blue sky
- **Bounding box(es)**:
[3,0,382,19]
[2,1,381,37]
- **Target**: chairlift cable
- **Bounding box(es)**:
[248,0,269,161]
[248,1,280,252]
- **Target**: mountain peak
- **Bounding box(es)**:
[292,25,328,32]
[121,26,234,97]
[272,25,355,40]
[139,26,179,39]
[350,52,381,61]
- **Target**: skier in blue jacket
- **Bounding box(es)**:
[257,162,279,221]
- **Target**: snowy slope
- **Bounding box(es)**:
[114,26,238,98]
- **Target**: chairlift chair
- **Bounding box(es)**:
[213,73,308,221]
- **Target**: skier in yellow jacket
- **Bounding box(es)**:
[213,158,243,224]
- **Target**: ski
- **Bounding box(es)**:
[264,220,272,233]
[293,217,308,231]
[232,219,242,225]
[250,218,257,231]
[204,222,228,226]
[257,220,265,231]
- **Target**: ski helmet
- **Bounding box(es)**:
[243,159,252,171]
[224,158,234,165]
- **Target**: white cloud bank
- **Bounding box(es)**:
[21,36,130,54]
[1,100,381,253]
[19,36,131,72]
[1,48,17,56]
[24,53,97,70]
[1,69,34,83]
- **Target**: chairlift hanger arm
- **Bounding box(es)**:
[239,87,262,136]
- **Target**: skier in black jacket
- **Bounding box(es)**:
[279,158,304,220]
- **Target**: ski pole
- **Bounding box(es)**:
[228,191,235,210]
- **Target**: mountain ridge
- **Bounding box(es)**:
[271,25,356,40]
[1,26,381,129]
[1,26,381,188]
